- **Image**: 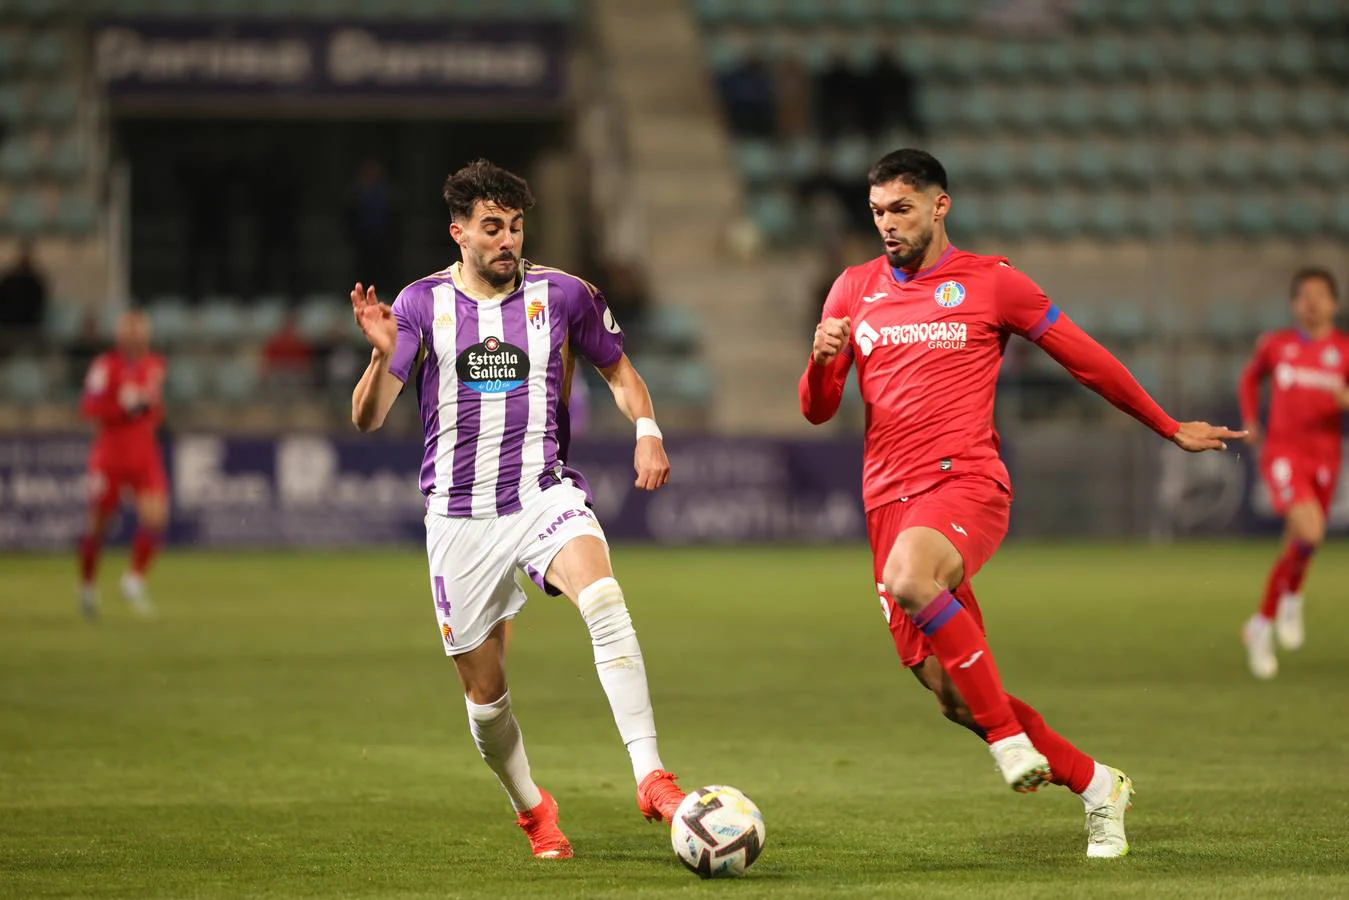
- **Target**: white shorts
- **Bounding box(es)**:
[424,482,607,656]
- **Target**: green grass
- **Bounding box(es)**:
[2,542,1348,899]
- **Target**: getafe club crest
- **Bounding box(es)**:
[1321,346,1340,368]
[934,281,966,308]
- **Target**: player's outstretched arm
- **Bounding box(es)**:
[350,283,405,433]
[1035,315,1245,452]
[799,316,852,425]
[79,357,129,424]
[597,353,670,491]
[1237,339,1271,446]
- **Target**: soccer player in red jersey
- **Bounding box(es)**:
[78,310,167,619]
[1237,267,1349,679]
[800,150,1242,858]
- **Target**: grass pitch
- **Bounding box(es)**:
[3,542,1348,898]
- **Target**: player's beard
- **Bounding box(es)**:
[884,228,932,271]
[479,251,519,288]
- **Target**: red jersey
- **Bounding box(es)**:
[80,350,166,459]
[800,247,1179,512]
[1239,328,1349,462]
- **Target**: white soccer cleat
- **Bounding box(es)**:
[1275,594,1304,651]
[1242,615,1277,680]
[1085,767,1134,859]
[79,585,99,621]
[120,573,157,619]
[989,735,1052,793]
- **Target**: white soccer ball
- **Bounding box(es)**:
[670,785,765,878]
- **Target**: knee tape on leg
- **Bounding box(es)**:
[465,690,511,724]
[577,577,637,657]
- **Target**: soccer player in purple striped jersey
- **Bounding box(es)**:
[349,159,685,859]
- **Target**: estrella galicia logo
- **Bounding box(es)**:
[457,336,530,394]
[934,280,966,308]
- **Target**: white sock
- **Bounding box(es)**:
[465,691,543,814]
[1079,762,1114,808]
[578,577,664,782]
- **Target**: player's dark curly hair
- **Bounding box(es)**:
[1290,266,1338,300]
[442,159,536,222]
[868,148,948,192]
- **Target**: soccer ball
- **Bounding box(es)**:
[670,785,765,878]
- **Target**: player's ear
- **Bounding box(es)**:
[933,191,951,223]
[449,219,464,247]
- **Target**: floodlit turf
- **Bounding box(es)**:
[3,542,1348,899]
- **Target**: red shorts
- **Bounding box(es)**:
[88,452,167,515]
[1260,452,1337,516]
[866,476,1011,668]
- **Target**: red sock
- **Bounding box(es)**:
[912,590,1020,743]
[1259,541,1315,619]
[1006,695,1095,793]
[78,533,102,585]
[130,528,162,577]
[1284,540,1316,595]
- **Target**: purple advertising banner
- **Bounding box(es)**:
[91,20,568,103]
[0,434,867,550]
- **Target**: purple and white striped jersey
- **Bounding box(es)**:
[388,260,623,518]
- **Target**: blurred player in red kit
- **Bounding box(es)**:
[800,150,1242,858]
[78,310,166,619]
[1238,267,1349,679]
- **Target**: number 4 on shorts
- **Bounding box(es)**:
[434,576,452,617]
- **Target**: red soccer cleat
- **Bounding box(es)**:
[515,789,573,859]
[637,769,686,823]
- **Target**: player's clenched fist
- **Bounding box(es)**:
[812,316,852,365]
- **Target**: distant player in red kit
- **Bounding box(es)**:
[800,150,1242,858]
[78,310,166,619]
[1238,267,1349,679]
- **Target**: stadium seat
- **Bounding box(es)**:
[297,294,340,342]
[1070,145,1112,187]
[1196,88,1239,130]
[1261,143,1301,185]
[3,356,47,406]
[1228,36,1265,82]
[1234,196,1276,238]
[958,88,1000,132]
[1244,88,1285,131]
[1188,195,1227,237]
[990,196,1032,237]
[164,356,207,405]
[781,137,820,180]
[1080,36,1128,82]
[1005,89,1049,132]
[1161,0,1203,27]
[215,354,262,404]
[42,302,84,343]
[1023,143,1064,186]
[1333,198,1349,238]
[1205,304,1250,343]
[245,296,288,341]
[0,34,19,76]
[646,305,699,353]
[1114,143,1153,187]
[1280,197,1322,238]
[1087,195,1135,239]
[827,137,871,183]
[1174,36,1223,82]
[1214,144,1256,184]
[0,85,24,123]
[1102,89,1146,132]
[44,135,84,182]
[1052,88,1096,134]
[1271,37,1315,81]
[734,140,777,185]
[1292,93,1332,132]
[1040,195,1080,239]
[25,31,67,75]
[1305,0,1341,26]
[6,192,46,236]
[1255,302,1289,335]
[35,85,78,128]
[199,298,246,343]
[671,360,712,406]
[746,190,797,243]
[0,138,37,180]
[57,194,97,236]
[949,193,987,237]
[1307,145,1347,185]
[147,296,194,345]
